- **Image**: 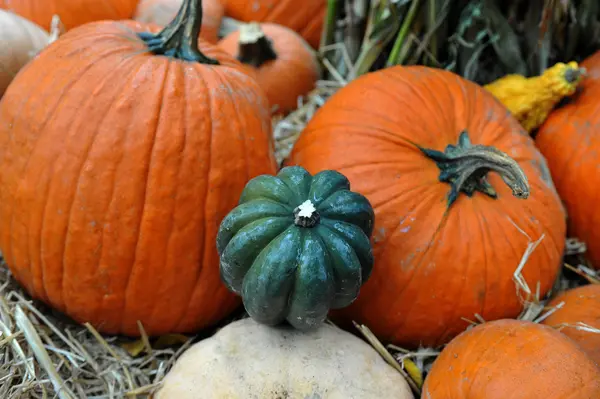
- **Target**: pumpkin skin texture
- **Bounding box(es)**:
[0,10,51,97]
[134,0,224,44]
[286,66,567,348]
[155,317,414,399]
[216,166,375,330]
[222,0,326,49]
[535,51,600,270]
[219,22,320,114]
[540,284,600,364]
[0,0,277,336]
[421,319,600,398]
[0,0,138,31]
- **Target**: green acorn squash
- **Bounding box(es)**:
[216,166,375,330]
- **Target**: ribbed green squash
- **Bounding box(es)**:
[216,166,375,330]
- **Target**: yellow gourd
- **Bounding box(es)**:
[484,61,586,132]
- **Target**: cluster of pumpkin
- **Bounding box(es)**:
[1,0,600,397]
[1,0,322,113]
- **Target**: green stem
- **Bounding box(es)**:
[320,0,341,51]
[427,0,437,65]
[386,0,422,67]
[237,23,278,68]
[419,131,530,208]
[138,0,218,64]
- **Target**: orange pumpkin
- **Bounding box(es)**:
[219,22,320,114]
[286,66,567,348]
[0,0,277,337]
[535,51,600,270]
[135,0,224,44]
[422,319,600,398]
[540,284,600,364]
[0,0,138,31]
[222,0,326,49]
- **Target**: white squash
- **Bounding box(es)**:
[0,11,62,97]
[156,318,414,399]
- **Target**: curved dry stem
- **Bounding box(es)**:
[420,131,530,207]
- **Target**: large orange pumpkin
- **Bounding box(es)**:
[135,0,224,44]
[222,0,326,49]
[286,66,567,348]
[422,319,600,398]
[0,0,277,336]
[219,22,320,114]
[535,51,600,270]
[0,0,138,31]
[540,284,600,364]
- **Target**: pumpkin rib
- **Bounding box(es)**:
[1,44,99,287]
[68,55,159,322]
[373,190,448,336]
[38,47,144,310]
[146,63,191,331]
[170,66,216,332]
[94,57,167,327]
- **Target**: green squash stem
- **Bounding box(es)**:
[138,0,219,64]
[419,131,530,207]
[236,22,278,68]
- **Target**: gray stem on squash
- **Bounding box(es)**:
[237,22,278,68]
[138,0,219,64]
[419,131,530,207]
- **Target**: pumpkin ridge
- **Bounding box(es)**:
[1,41,126,284]
[42,52,147,312]
[118,60,171,332]
[173,62,222,330]
[146,62,192,332]
[205,65,252,187]
[90,56,169,328]
[366,189,449,338]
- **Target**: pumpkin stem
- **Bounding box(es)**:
[237,22,278,68]
[294,200,320,228]
[138,0,219,64]
[419,131,530,207]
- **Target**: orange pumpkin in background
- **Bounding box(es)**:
[219,22,320,114]
[222,0,326,49]
[0,0,277,337]
[540,284,600,364]
[135,0,224,43]
[535,51,600,270]
[0,0,138,31]
[422,319,600,398]
[286,66,567,348]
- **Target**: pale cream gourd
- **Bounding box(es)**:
[155,318,414,399]
[0,11,61,97]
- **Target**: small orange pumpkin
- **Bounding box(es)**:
[540,284,600,364]
[0,0,138,31]
[219,22,320,114]
[0,0,276,336]
[286,66,567,348]
[422,319,600,398]
[535,50,600,270]
[222,0,326,49]
[134,0,224,44]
